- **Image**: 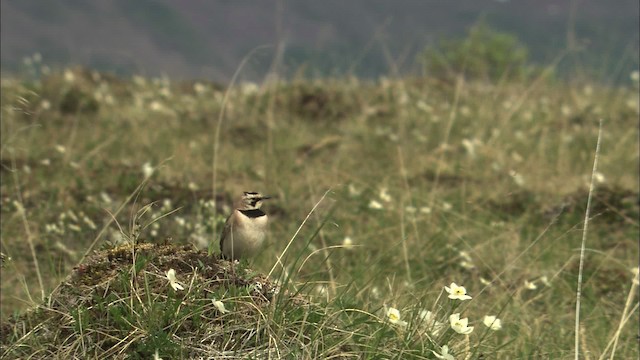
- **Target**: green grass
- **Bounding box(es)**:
[0,65,638,359]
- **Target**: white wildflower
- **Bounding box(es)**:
[193,82,207,95]
[166,269,184,291]
[212,299,228,314]
[133,75,146,87]
[449,313,474,334]
[385,306,408,328]
[511,151,523,163]
[509,170,525,186]
[82,216,97,230]
[524,280,537,290]
[370,287,380,298]
[348,184,361,197]
[159,86,171,98]
[459,251,472,262]
[540,276,551,287]
[461,138,482,157]
[379,187,392,202]
[63,69,75,83]
[432,345,455,360]
[416,100,433,113]
[368,200,384,210]
[149,101,165,112]
[67,210,79,222]
[460,260,475,270]
[342,236,354,250]
[162,198,173,210]
[240,82,259,95]
[100,191,113,204]
[315,285,327,296]
[445,282,472,301]
[153,349,163,360]
[419,206,432,214]
[483,315,502,330]
[142,162,154,178]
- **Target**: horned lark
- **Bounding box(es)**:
[219,192,271,260]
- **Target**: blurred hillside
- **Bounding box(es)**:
[1,0,639,82]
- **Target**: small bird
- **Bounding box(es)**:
[219,191,271,260]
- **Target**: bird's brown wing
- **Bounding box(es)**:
[219,214,233,257]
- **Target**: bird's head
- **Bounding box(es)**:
[238,191,271,210]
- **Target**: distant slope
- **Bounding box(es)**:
[1,0,638,82]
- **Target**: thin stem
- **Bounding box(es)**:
[574,119,603,360]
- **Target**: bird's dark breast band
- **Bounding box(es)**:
[239,209,266,218]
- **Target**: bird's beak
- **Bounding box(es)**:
[261,195,272,200]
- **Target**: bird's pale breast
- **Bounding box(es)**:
[224,210,268,259]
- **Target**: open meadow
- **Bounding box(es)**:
[0,60,638,358]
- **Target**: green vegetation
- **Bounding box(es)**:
[421,22,536,82]
[0,53,638,358]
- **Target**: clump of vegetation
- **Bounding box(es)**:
[1,243,285,358]
[421,22,537,82]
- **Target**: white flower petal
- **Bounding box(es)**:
[170,282,184,291]
[449,313,474,334]
[445,282,472,300]
[386,307,408,327]
[342,236,354,250]
[166,269,177,282]
[166,269,184,291]
[483,315,502,330]
[524,280,537,290]
[432,345,455,360]
[368,200,384,210]
[153,349,163,360]
[213,299,228,314]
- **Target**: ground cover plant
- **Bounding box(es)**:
[0,51,638,358]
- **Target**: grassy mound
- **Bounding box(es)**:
[1,243,314,358]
